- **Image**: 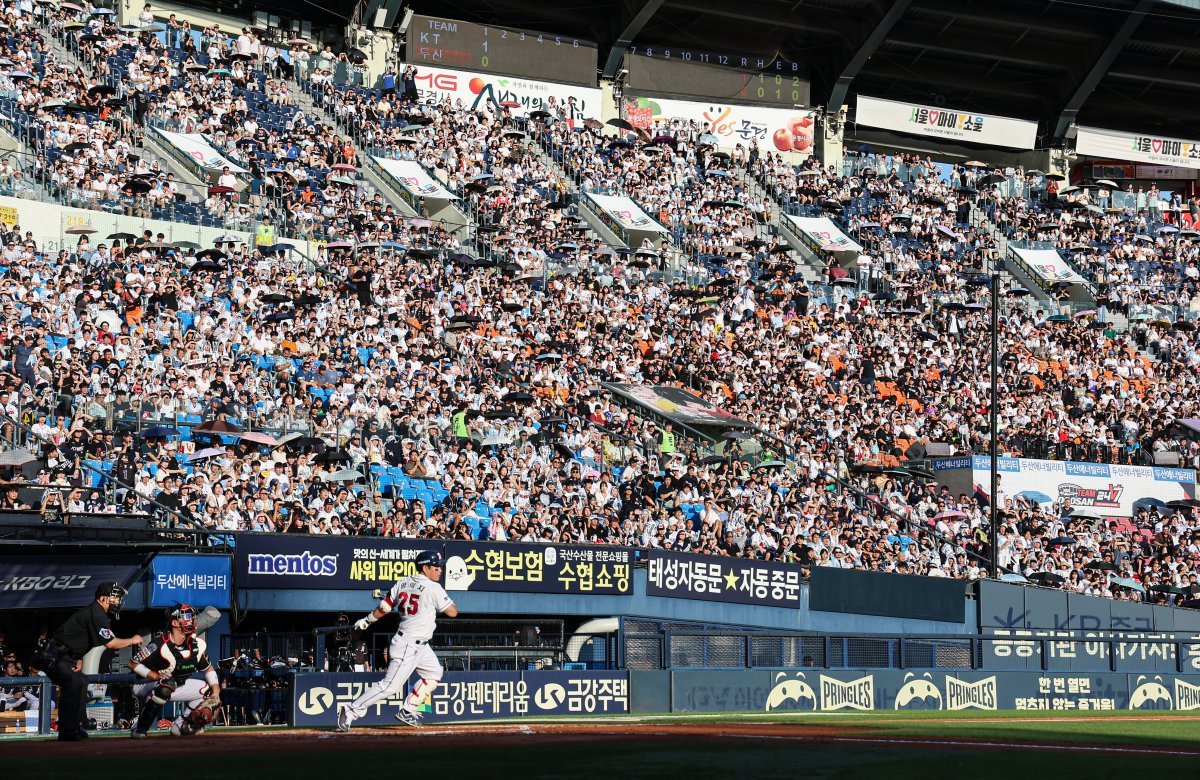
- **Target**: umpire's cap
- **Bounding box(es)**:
[95,582,128,600]
[415,550,445,568]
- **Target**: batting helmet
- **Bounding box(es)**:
[415,550,445,569]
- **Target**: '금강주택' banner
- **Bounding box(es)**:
[411,64,601,125]
[855,94,1038,150]
[443,541,633,595]
[1076,125,1200,170]
[646,549,802,608]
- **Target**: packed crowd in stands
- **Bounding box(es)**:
[0,9,1198,606]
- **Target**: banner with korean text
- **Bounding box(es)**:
[623,96,816,154]
[1077,126,1200,170]
[646,549,802,608]
[443,541,633,595]
[784,214,863,259]
[1009,247,1088,286]
[292,670,629,727]
[855,94,1038,150]
[234,534,441,590]
[149,554,231,608]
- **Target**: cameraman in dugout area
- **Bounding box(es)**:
[128,603,222,739]
[40,582,144,742]
[337,549,457,731]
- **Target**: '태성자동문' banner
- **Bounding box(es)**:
[410,64,601,125]
[1076,126,1200,170]
[153,127,248,172]
[855,94,1038,150]
[646,548,802,608]
[442,541,633,595]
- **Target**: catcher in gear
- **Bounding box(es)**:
[129,604,221,738]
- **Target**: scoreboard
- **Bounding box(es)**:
[624,51,811,108]
[406,14,597,87]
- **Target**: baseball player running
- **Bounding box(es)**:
[338,549,457,730]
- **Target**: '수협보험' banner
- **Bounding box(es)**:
[1076,126,1200,170]
[855,94,1038,150]
[443,541,633,595]
[646,548,802,608]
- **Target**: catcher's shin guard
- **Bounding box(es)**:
[135,700,163,735]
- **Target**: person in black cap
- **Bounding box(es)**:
[42,582,143,741]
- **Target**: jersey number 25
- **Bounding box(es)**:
[395,592,421,615]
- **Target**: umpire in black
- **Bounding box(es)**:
[42,582,143,741]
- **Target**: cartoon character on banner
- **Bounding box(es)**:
[1130,675,1173,709]
[894,673,943,710]
[764,672,817,711]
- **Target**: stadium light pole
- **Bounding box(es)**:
[988,265,1030,579]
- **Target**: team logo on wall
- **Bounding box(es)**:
[1174,679,1200,711]
[944,676,998,711]
[1130,675,1173,709]
[764,673,817,711]
[894,673,943,710]
[820,675,874,711]
[1057,483,1123,508]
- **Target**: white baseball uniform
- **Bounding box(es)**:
[342,573,454,720]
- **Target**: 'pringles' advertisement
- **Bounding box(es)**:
[623,96,816,155]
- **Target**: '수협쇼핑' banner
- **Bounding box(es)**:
[234,534,442,590]
[373,157,461,201]
[646,548,802,608]
[411,64,601,126]
[1009,247,1088,286]
[855,94,1038,150]
[442,541,633,595]
[785,215,863,254]
[968,455,1196,517]
[1076,126,1200,171]
[153,127,248,173]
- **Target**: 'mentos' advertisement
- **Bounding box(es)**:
[950,456,1197,517]
[622,96,816,154]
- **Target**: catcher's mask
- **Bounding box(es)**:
[167,603,198,636]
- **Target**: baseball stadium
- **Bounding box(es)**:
[3,0,1200,775]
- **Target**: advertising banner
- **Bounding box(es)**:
[0,555,143,609]
[1009,247,1087,286]
[583,193,668,242]
[152,127,248,173]
[784,215,863,255]
[443,541,633,595]
[292,670,629,726]
[411,64,602,124]
[149,554,231,608]
[965,455,1196,517]
[623,96,816,154]
[855,94,1038,150]
[1077,125,1200,171]
[604,383,753,429]
[372,158,461,201]
[646,549,802,608]
[669,669,1200,712]
[234,534,440,590]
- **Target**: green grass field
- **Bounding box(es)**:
[6,711,1199,779]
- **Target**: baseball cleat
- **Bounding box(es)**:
[394,710,422,727]
[337,707,352,732]
[130,730,147,739]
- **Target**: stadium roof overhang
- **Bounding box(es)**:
[239,0,1200,137]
